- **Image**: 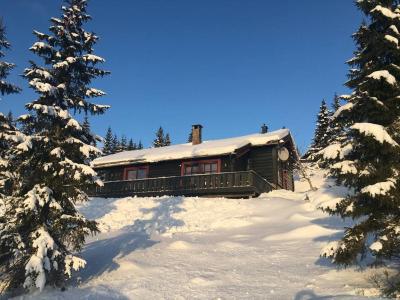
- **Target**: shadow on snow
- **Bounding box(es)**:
[76,196,185,284]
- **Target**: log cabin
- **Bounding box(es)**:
[90,125,299,198]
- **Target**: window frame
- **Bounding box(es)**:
[123,165,149,180]
[180,159,221,176]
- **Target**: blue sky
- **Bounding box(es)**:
[1,0,362,152]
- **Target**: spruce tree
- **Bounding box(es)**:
[0,20,22,200]
[102,126,113,155]
[0,0,109,292]
[127,138,136,150]
[321,1,400,286]
[303,99,330,161]
[137,140,143,149]
[82,115,96,147]
[165,133,171,146]
[326,93,343,145]
[188,130,193,143]
[153,126,165,148]
[111,134,119,153]
[120,135,127,151]
[0,21,22,195]
[0,19,20,96]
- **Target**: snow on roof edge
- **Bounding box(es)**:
[92,129,293,168]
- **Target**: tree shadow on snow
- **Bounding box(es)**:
[294,289,362,300]
[78,197,123,220]
[76,196,185,284]
[309,215,351,267]
[1,285,130,300]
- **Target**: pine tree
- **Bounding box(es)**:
[165,133,171,146]
[0,19,20,96]
[153,126,165,148]
[0,0,109,292]
[321,1,400,286]
[127,138,136,150]
[102,126,113,155]
[188,130,193,143]
[137,140,143,149]
[303,100,330,161]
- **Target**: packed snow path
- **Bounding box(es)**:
[16,171,384,299]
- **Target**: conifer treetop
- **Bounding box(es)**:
[0,18,21,96]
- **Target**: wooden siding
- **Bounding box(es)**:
[248,146,275,183]
[95,142,297,194]
[276,140,296,191]
[148,160,181,178]
[98,155,234,181]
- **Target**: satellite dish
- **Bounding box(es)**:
[278,147,290,161]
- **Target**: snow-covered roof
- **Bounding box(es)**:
[93,128,292,168]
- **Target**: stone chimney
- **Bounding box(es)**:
[192,124,203,145]
[261,124,268,134]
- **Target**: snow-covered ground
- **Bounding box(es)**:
[14,168,386,299]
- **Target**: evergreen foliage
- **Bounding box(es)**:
[321,1,400,285]
[102,128,140,154]
[0,19,21,96]
[111,134,119,153]
[119,135,127,151]
[137,140,143,150]
[6,111,14,128]
[0,0,109,293]
[165,133,171,146]
[303,99,330,161]
[152,126,170,147]
[102,126,113,155]
[82,115,96,147]
[188,130,192,143]
[0,21,24,279]
[326,93,344,145]
[127,138,136,150]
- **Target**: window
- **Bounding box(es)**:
[124,166,148,180]
[181,159,220,175]
[204,162,218,173]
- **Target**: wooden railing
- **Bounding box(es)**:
[89,171,273,198]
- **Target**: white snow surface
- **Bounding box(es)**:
[93,128,291,167]
[14,167,385,299]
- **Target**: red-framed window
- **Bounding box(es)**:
[123,166,149,180]
[181,159,221,176]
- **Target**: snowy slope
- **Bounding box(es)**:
[13,168,385,299]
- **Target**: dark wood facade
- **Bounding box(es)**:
[92,134,297,198]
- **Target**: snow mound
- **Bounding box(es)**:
[263,224,341,241]
[168,240,192,250]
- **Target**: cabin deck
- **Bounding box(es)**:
[89,170,274,198]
